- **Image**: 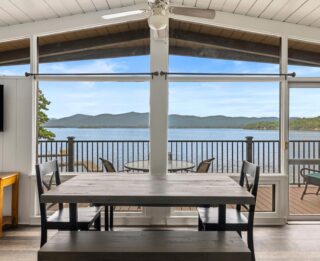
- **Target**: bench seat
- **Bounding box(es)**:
[38,231,251,261]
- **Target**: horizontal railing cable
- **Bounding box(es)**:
[25,71,296,79]
[25,72,159,77]
[160,71,296,79]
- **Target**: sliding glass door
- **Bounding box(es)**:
[288,83,320,219]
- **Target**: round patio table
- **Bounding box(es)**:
[124,160,195,172]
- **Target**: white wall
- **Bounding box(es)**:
[0,77,34,224]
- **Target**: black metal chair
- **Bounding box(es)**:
[99,158,117,230]
[300,167,320,200]
[197,161,260,261]
[195,158,215,173]
[36,160,102,247]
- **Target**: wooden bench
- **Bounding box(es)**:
[38,231,251,261]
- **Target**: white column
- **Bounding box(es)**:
[280,35,289,220]
[148,23,170,225]
[30,35,39,168]
[29,35,39,220]
[149,28,169,175]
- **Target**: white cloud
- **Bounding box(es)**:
[40,60,128,74]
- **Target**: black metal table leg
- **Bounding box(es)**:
[218,204,226,231]
[69,203,78,231]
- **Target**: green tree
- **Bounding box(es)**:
[38,88,55,140]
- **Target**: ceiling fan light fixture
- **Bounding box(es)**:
[148,13,168,30]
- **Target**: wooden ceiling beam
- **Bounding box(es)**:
[169,46,279,64]
[1,46,150,66]
[170,29,320,67]
[0,29,149,65]
[170,29,280,58]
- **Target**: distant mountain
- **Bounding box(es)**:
[44,112,279,129]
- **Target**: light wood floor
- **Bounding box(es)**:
[1,224,320,261]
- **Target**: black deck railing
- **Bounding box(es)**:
[37,137,320,185]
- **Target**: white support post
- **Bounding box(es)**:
[280,35,289,221]
[148,24,169,225]
[149,28,169,176]
[30,35,38,167]
[29,35,39,220]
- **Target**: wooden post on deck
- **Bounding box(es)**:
[245,136,253,163]
[67,137,75,172]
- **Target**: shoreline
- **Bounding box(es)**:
[45,126,320,132]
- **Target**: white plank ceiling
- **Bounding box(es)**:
[0,0,320,28]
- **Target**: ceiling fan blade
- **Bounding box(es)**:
[169,6,215,19]
[102,9,148,20]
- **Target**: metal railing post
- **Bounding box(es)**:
[246,136,253,163]
[67,136,75,172]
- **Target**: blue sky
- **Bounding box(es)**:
[0,55,319,118]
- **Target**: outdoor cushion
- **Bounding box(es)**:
[305,172,320,186]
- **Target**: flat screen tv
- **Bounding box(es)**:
[0,85,3,132]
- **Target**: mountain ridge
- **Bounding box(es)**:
[44,112,279,129]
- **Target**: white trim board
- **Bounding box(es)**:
[171,11,320,43]
[0,4,148,42]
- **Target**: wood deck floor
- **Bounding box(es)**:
[112,186,320,215]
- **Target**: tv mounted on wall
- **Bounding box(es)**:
[0,85,3,132]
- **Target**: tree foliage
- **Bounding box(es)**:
[38,88,55,140]
[244,117,320,131]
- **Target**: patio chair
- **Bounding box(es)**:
[100,158,116,172]
[300,168,320,200]
[195,158,215,173]
[35,160,101,247]
[197,161,260,261]
[99,158,117,230]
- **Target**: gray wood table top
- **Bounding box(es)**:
[40,174,255,206]
[124,160,195,172]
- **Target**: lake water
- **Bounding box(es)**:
[41,128,320,183]
[49,128,320,141]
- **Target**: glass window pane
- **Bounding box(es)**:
[0,38,30,75]
[168,82,280,174]
[38,20,150,71]
[169,20,280,73]
[38,80,150,214]
[288,39,320,77]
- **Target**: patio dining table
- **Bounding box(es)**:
[40,173,255,231]
[124,160,195,172]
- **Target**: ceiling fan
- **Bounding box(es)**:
[102,0,215,31]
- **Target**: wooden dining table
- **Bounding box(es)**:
[40,173,255,231]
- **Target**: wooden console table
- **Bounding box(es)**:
[0,172,19,237]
